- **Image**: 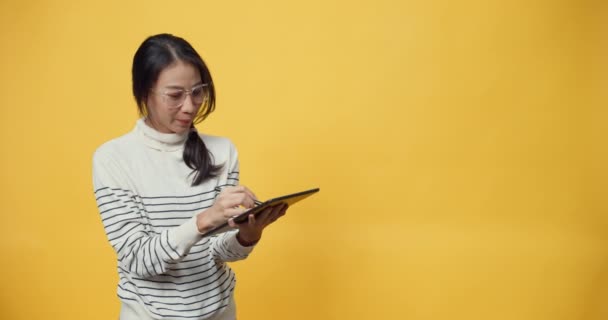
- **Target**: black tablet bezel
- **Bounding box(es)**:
[201,188,320,237]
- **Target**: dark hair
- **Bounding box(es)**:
[132,33,222,186]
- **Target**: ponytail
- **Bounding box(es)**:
[184,127,223,186]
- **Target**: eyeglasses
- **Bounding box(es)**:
[152,83,209,109]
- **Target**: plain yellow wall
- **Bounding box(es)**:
[0,0,606,319]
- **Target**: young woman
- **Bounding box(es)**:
[93,33,287,320]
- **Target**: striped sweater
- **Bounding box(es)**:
[92,118,253,319]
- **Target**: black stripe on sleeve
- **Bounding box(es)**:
[95,193,112,201]
[107,223,141,242]
[97,199,121,208]
[100,205,128,215]
[104,217,139,230]
[116,231,147,255]
[107,223,140,242]
[141,239,153,276]
[163,231,182,259]
[153,237,164,273]
[101,210,135,223]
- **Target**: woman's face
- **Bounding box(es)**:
[145,61,203,134]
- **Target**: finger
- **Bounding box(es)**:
[221,193,253,209]
[267,204,286,223]
[232,190,258,208]
[268,203,287,224]
[228,218,237,228]
[237,185,258,202]
[224,185,246,193]
[235,187,257,208]
[234,185,259,203]
[242,194,256,209]
[256,206,275,225]
[218,186,246,201]
[225,207,247,219]
[279,203,289,215]
[248,213,256,226]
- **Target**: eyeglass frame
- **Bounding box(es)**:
[150,83,210,109]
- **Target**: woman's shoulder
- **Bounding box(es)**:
[93,131,139,163]
[199,133,236,150]
[199,133,239,161]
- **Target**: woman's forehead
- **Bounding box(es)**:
[156,61,201,87]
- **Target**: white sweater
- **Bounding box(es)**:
[92,119,254,319]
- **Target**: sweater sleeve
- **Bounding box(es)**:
[209,140,255,262]
[92,152,205,278]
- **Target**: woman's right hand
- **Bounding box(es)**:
[196,185,258,233]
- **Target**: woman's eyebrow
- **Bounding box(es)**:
[164,82,204,90]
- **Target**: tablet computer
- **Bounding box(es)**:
[202,188,320,237]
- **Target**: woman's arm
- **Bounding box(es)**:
[93,154,205,278]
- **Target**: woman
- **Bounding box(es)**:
[93,33,287,320]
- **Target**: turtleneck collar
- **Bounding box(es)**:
[135,118,190,152]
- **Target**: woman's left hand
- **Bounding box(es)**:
[228,203,289,246]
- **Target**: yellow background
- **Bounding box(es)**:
[0,0,606,319]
